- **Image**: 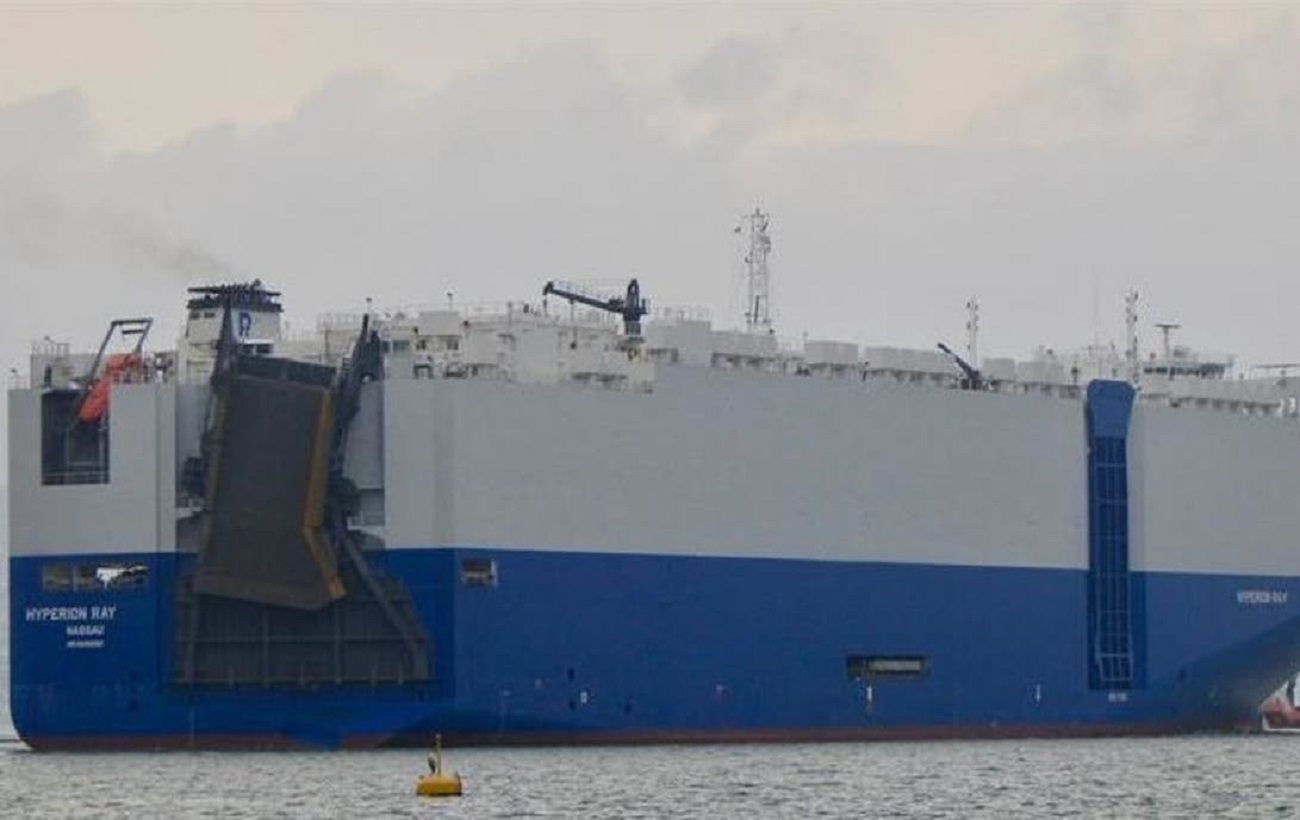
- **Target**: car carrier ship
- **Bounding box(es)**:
[9,212,1300,750]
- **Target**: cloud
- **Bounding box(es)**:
[680,37,778,106]
[969,52,1136,144]
[0,88,97,181]
[967,7,1300,145]
[84,45,739,319]
[0,188,240,284]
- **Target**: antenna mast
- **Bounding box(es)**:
[1124,289,1140,385]
[965,298,980,364]
[1154,320,1180,379]
[738,207,773,333]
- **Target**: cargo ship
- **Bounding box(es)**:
[9,212,1300,749]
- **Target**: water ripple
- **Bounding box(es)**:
[0,737,1298,818]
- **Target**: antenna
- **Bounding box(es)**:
[965,298,979,364]
[1154,321,1180,378]
[737,207,773,333]
[1124,289,1140,385]
[1091,271,1100,351]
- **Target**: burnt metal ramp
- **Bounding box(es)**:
[175,548,429,687]
[194,368,346,610]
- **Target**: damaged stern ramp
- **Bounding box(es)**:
[176,310,429,689]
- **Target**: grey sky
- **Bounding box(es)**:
[3,3,1300,476]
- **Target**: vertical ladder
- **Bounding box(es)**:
[1085,381,1138,690]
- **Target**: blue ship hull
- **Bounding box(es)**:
[11,548,1300,749]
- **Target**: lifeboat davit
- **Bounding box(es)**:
[78,353,144,423]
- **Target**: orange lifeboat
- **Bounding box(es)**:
[78,353,144,423]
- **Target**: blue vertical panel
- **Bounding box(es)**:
[1085,381,1138,690]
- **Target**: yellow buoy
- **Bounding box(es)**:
[416,772,463,797]
[415,734,463,797]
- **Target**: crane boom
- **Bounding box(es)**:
[542,278,648,337]
[937,342,984,391]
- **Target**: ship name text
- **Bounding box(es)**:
[25,605,117,622]
[1236,590,1289,606]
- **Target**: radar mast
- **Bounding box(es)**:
[1124,289,1140,385]
[965,298,980,363]
[737,207,773,333]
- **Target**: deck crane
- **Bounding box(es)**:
[937,342,984,391]
[542,279,648,338]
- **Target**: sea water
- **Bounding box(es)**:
[0,735,1298,818]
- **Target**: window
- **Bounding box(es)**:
[42,564,72,592]
[73,564,100,591]
[460,558,498,588]
[40,561,148,592]
[41,391,110,486]
[846,654,929,681]
[92,563,149,590]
